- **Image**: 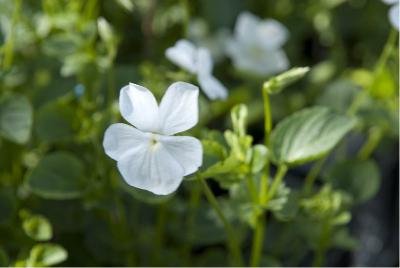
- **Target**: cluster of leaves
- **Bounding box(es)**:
[0,0,398,266]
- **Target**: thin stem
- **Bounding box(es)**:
[312,220,331,267]
[375,29,397,74]
[249,86,274,267]
[2,0,21,70]
[250,215,266,267]
[250,164,287,267]
[267,164,288,200]
[357,127,382,160]
[262,88,272,145]
[198,176,244,266]
[303,157,327,195]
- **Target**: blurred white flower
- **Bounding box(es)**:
[103,82,203,195]
[382,0,399,30]
[188,18,230,62]
[227,11,289,77]
[165,39,228,100]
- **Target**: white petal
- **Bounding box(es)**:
[117,139,185,195]
[257,19,288,49]
[103,123,151,161]
[158,82,199,135]
[158,135,203,175]
[235,11,259,44]
[165,39,197,73]
[119,83,159,132]
[196,47,213,75]
[198,74,228,100]
[389,4,399,30]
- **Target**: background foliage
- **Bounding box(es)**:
[0,0,398,266]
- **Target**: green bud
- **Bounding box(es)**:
[263,67,310,94]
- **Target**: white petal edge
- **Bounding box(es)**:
[165,39,197,73]
[257,19,289,49]
[117,139,185,195]
[198,74,228,100]
[119,83,159,132]
[103,123,151,161]
[235,11,259,44]
[158,81,199,135]
[389,4,399,30]
[158,135,203,176]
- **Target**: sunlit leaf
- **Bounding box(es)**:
[0,94,33,144]
[270,106,356,165]
[28,243,67,267]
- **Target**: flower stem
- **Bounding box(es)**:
[250,215,266,267]
[250,164,287,267]
[249,85,275,267]
[357,127,382,160]
[312,220,331,267]
[198,176,244,266]
[303,157,327,195]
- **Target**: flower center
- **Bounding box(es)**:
[149,134,160,150]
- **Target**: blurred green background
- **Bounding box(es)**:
[0,0,398,266]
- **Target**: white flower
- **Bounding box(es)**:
[382,0,399,30]
[227,11,289,77]
[165,39,228,100]
[103,82,203,195]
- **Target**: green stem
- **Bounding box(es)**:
[198,176,244,266]
[312,220,331,267]
[2,0,21,70]
[249,86,275,266]
[357,127,382,160]
[303,157,327,195]
[267,164,288,200]
[262,88,272,145]
[250,215,266,267]
[250,164,287,267]
[375,29,397,74]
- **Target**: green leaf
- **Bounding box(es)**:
[21,212,53,241]
[317,79,359,112]
[323,159,381,203]
[0,93,33,144]
[26,152,85,199]
[250,144,268,174]
[270,106,356,165]
[28,243,67,267]
[35,101,76,142]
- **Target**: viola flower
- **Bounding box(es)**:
[103,82,203,195]
[165,39,228,100]
[382,0,399,30]
[227,11,289,77]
